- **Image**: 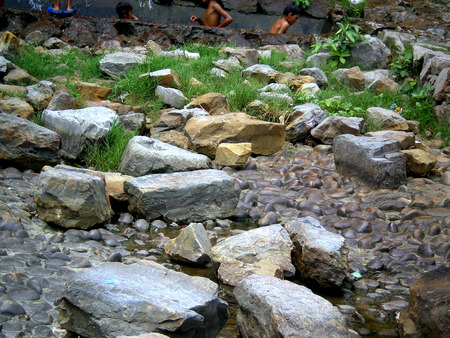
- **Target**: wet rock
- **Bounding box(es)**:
[311,116,364,144]
[58,261,228,337]
[285,103,327,143]
[164,223,211,265]
[285,217,349,289]
[25,80,55,110]
[0,300,26,315]
[358,237,376,249]
[234,275,349,337]
[402,149,438,177]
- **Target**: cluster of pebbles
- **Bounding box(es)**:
[0,143,449,337]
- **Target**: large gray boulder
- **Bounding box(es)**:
[285,103,327,142]
[333,135,406,189]
[42,107,117,160]
[284,217,349,289]
[0,113,60,170]
[210,224,295,286]
[35,166,110,229]
[58,261,228,337]
[125,169,239,223]
[350,35,391,69]
[164,223,212,265]
[234,274,349,338]
[99,52,146,78]
[311,116,364,144]
[119,136,211,177]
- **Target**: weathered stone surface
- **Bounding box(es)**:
[185,92,230,115]
[402,149,437,177]
[76,81,112,102]
[0,31,20,59]
[365,130,415,150]
[333,135,406,189]
[0,83,27,95]
[398,266,449,338]
[259,44,305,60]
[285,217,349,289]
[26,80,55,109]
[311,116,364,144]
[210,224,295,286]
[117,113,146,134]
[0,113,60,170]
[368,76,401,94]
[215,142,252,167]
[221,47,260,66]
[366,106,409,131]
[125,169,239,222]
[212,56,242,73]
[42,106,117,160]
[3,66,39,85]
[333,66,365,90]
[300,67,328,87]
[241,64,279,84]
[155,85,187,108]
[433,67,450,102]
[99,52,146,78]
[419,54,450,84]
[139,69,181,88]
[58,261,228,337]
[151,108,209,136]
[285,103,327,143]
[120,136,211,177]
[378,30,415,52]
[306,52,331,67]
[0,96,34,119]
[351,35,391,69]
[103,172,133,202]
[47,89,79,111]
[363,69,391,86]
[184,112,285,158]
[35,166,110,229]
[164,223,212,265]
[234,275,349,338]
[0,54,13,73]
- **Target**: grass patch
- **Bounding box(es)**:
[83,120,137,172]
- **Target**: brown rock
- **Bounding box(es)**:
[0,97,34,119]
[184,112,285,158]
[103,172,133,202]
[139,69,181,88]
[47,89,79,111]
[366,130,415,149]
[76,81,112,102]
[215,142,252,167]
[0,84,27,95]
[345,66,365,90]
[402,149,437,177]
[155,130,190,150]
[0,31,21,59]
[186,92,230,115]
[368,76,401,93]
[3,67,39,85]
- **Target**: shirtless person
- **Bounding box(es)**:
[268,3,301,34]
[190,0,233,28]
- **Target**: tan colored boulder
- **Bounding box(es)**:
[366,130,415,149]
[215,143,252,167]
[76,81,112,102]
[334,66,365,90]
[156,130,190,150]
[103,172,133,202]
[0,31,20,59]
[139,69,181,88]
[185,113,285,158]
[3,67,39,85]
[366,107,409,131]
[275,72,315,90]
[402,149,437,177]
[368,76,401,93]
[186,93,230,115]
[145,40,163,55]
[0,96,34,119]
[189,77,205,88]
[0,84,27,95]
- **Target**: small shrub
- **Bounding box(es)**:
[389,49,414,81]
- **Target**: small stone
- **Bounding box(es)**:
[86,229,102,241]
[417,244,434,258]
[358,237,375,249]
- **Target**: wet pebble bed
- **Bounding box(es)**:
[0,144,449,337]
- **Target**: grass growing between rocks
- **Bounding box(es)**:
[83,121,137,172]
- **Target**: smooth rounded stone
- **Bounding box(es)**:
[434,242,449,256]
[122,228,138,239]
[243,161,257,170]
[0,249,7,256]
[355,221,372,233]
[417,258,436,267]
[381,300,409,312]
[412,228,425,240]
[32,325,54,337]
[14,230,29,238]
[0,300,26,315]
[104,223,120,233]
[151,220,168,229]
[49,252,71,261]
[400,253,418,262]
[49,233,64,243]
[378,328,399,336]
[236,178,249,190]
[341,228,357,239]
[370,233,383,244]
[103,238,120,247]
[248,208,263,219]
[71,258,92,269]
[358,327,371,336]
[242,190,259,206]
[0,285,6,294]
[263,204,276,212]
[27,279,43,295]
[216,219,233,228]
[107,252,122,262]
[429,224,441,236]
[417,244,434,258]
[258,212,279,226]
[0,217,24,232]
[390,249,408,258]
[132,219,149,232]
[388,222,399,233]
[385,285,407,293]
[31,311,53,325]
[333,219,357,230]
[366,292,384,301]
[86,229,102,241]
[327,188,348,198]
[354,279,380,292]
[118,213,133,225]
[358,237,376,249]
[367,258,383,271]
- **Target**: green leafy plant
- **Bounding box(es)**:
[319,97,365,117]
[389,49,413,80]
[292,0,310,9]
[311,19,367,68]
[338,0,369,17]
[83,120,137,172]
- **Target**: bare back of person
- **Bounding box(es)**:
[203,1,222,26]
[268,18,289,34]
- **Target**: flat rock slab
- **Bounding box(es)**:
[234,274,349,338]
[58,261,228,338]
[333,135,406,189]
[120,136,211,177]
[124,169,240,222]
